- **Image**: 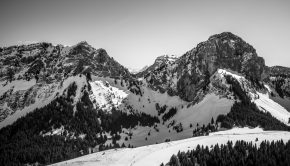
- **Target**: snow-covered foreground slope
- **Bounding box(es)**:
[52,128,290,166]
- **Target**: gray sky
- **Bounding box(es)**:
[0,0,290,69]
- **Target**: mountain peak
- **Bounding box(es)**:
[144,32,267,101]
[96,48,108,55]
[208,32,242,41]
[155,55,178,63]
[76,41,89,46]
[136,55,178,77]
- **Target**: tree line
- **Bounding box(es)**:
[164,139,290,166]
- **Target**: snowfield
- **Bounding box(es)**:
[51,127,290,166]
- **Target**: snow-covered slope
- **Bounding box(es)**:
[51,127,290,166]
[84,68,290,148]
[85,75,234,148]
[254,92,290,125]
[216,68,290,126]
[89,80,128,111]
[114,92,233,148]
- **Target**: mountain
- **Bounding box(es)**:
[136,55,178,78]
[143,32,267,102]
[0,41,130,127]
[1,32,290,165]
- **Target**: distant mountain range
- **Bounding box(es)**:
[0,32,290,165]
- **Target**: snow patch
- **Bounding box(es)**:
[89,80,128,111]
[43,126,65,136]
[217,69,243,81]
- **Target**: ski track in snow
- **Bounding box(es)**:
[52,127,290,166]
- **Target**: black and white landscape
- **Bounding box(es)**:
[1,1,290,166]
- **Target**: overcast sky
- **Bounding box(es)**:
[0,0,289,69]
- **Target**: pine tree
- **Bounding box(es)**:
[169,154,181,166]
[211,117,214,125]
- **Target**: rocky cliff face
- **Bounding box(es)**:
[144,32,268,102]
[0,41,130,83]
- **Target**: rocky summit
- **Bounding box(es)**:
[144,32,268,102]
